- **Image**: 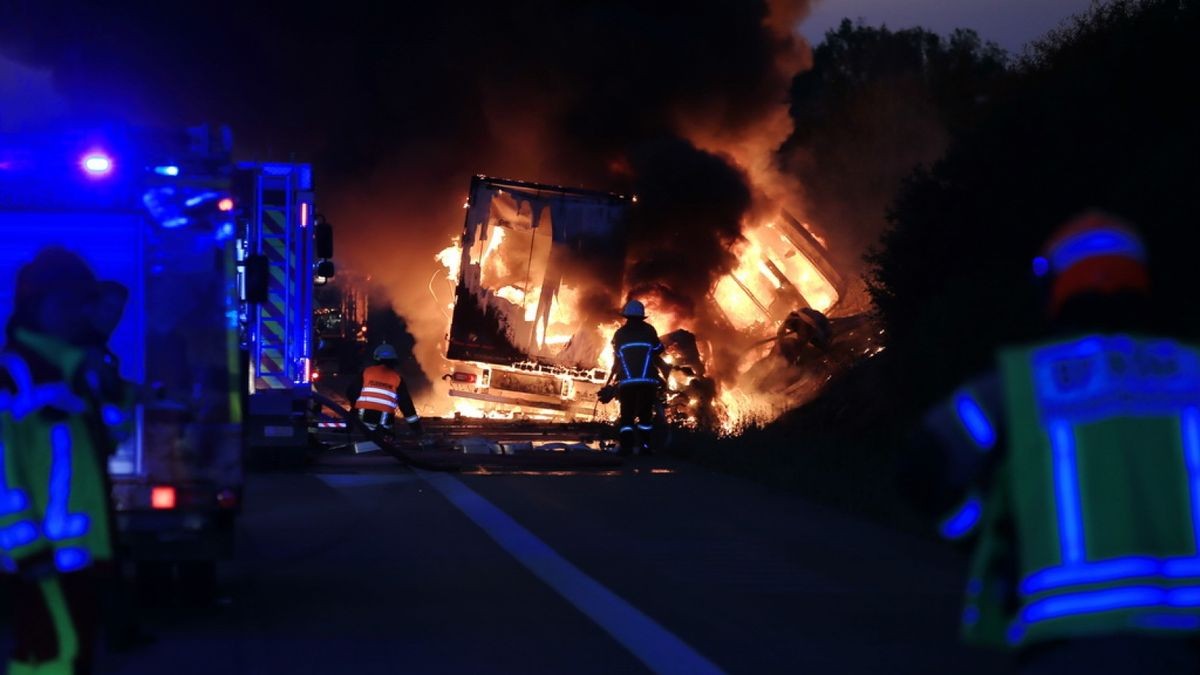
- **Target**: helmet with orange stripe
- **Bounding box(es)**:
[1034,211,1150,318]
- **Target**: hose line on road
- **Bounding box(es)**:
[310,392,625,472]
[312,391,451,470]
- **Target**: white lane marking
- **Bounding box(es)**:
[418,470,725,675]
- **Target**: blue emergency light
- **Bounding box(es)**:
[80,151,113,177]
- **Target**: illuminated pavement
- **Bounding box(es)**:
[40,455,1011,673]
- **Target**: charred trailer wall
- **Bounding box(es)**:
[447,176,631,371]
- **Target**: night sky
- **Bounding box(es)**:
[801,0,1096,52]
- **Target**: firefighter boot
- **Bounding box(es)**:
[618,426,636,456]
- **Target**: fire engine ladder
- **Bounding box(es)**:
[253,169,301,390]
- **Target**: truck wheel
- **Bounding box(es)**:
[178,560,218,606]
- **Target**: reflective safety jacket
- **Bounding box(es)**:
[352,364,421,426]
[0,329,115,575]
[929,334,1200,649]
[355,365,402,413]
[612,320,664,388]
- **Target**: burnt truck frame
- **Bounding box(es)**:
[444,176,632,419]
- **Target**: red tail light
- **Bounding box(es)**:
[151,486,177,510]
[451,372,477,383]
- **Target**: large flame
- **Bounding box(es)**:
[429,199,855,429]
[415,7,861,428]
[435,237,462,284]
[712,218,838,334]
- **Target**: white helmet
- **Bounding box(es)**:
[621,299,646,318]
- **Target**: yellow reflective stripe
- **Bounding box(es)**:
[40,576,78,671]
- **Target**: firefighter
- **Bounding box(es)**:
[609,300,664,456]
[348,343,422,437]
[1,247,122,674]
[912,212,1200,672]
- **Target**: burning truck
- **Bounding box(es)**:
[437,176,631,420]
[435,175,878,427]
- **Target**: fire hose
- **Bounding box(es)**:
[312,391,450,470]
[311,391,624,472]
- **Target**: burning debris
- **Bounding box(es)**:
[432,173,877,431]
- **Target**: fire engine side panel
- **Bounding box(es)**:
[240,163,314,393]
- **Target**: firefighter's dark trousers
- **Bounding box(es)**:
[5,570,99,674]
[358,409,394,431]
[617,384,656,455]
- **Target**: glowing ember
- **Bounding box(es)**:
[451,399,488,419]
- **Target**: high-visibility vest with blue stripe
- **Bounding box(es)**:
[0,332,114,574]
[962,334,1200,648]
[613,339,663,387]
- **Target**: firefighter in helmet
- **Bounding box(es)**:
[911,212,1200,671]
[348,343,421,436]
[1,247,126,674]
[608,300,665,456]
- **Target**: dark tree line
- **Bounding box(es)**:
[780,19,1008,276]
[864,0,1200,410]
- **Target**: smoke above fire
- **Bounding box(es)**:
[318,1,821,411]
[0,0,829,415]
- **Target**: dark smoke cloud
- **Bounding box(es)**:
[0,2,804,172]
[626,138,751,318]
[0,0,812,394]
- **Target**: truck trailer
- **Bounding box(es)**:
[443,176,632,420]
